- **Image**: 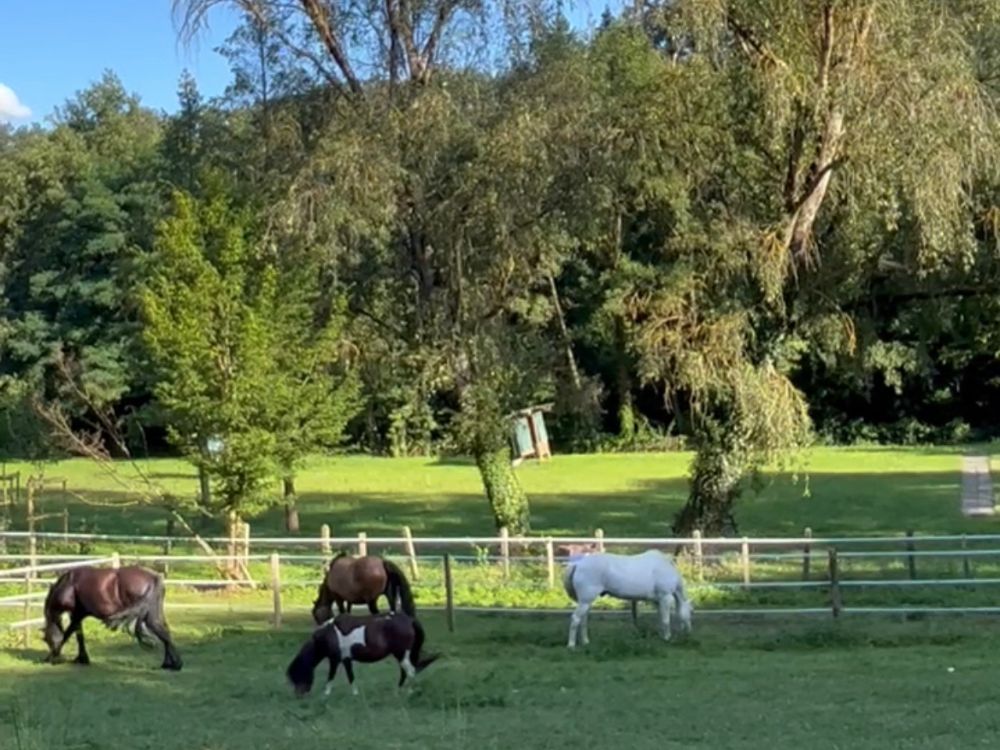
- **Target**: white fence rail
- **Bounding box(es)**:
[5,531,1000,648]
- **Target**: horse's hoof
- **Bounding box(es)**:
[74,656,91,666]
[162,661,183,671]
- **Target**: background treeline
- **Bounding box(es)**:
[1,0,999,536]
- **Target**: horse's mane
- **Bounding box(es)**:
[43,569,74,621]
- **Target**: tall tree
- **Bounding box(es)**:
[138,189,358,533]
[622,1,1000,533]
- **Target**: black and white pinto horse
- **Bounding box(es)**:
[563,549,693,647]
[286,612,439,697]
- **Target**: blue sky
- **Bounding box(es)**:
[1,1,241,124]
[1,0,617,126]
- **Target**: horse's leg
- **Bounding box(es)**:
[568,601,591,648]
[335,597,346,615]
[657,595,672,641]
[343,659,359,696]
[397,648,416,688]
[367,599,379,615]
[324,659,340,698]
[61,615,88,665]
[144,614,183,670]
[630,600,639,629]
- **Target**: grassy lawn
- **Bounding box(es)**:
[3,610,1000,750]
[3,444,998,540]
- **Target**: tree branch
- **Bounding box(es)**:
[298,0,365,97]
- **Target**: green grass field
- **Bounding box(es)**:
[4,610,1000,750]
[3,445,1000,749]
[4,444,998,539]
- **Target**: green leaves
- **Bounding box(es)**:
[138,189,358,520]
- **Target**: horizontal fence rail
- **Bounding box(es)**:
[6,529,1000,647]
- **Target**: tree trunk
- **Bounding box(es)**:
[198,464,212,508]
[475,446,531,535]
[615,319,635,440]
[226,510,240,577]
[283,475,300,533]
[672,417,749,537]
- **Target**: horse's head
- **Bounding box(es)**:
[311,600,333,625]
[41,617,65,655]
[287,625,338,697]
[677,597,694,633]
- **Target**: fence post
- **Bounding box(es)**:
[242,521,252,568]
[692,529,703,581]
[27,532,37,581]
[22,572,31,648]
[905,530,917,579]
[802,527,812,581]
[62,508,69,542]
[320,524,331,556]
[595,528,605,553]
[270,552,282,628]
[500,527,510,578]
[403,526,419,580]
[828,548,841,618]
[358,531,368,557]
[546,537,555,589]
[163,517,174,576]
[740,537,750,590]
[111,552,121,569]
[444,553,455,633]
[962,534,972,579]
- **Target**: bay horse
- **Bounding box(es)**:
[563,549,693,648]
[286,612,438,697]
[42,564,183,670]
[311,552,416,624]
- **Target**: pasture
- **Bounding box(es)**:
[4,445,997,539]
[3,444,1000,749]
[3,610,1000,750]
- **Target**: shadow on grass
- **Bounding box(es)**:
[19,467,993,542]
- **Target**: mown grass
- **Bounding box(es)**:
[3,444,998,540]
[3,609,1000,750]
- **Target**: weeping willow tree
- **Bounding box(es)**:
[622,0,1000,534]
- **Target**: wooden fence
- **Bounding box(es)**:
[6,530,1000,647]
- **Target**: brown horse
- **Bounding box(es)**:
[286,612,438,697]
[42,564,182,670]
[311,553,416,624]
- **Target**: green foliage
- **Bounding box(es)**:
[138,189,357,520]
[2,2,1000,538]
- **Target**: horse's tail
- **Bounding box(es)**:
[383,559,416,617]
[105,571,165,641]
[562,562,579,602]
[410,617,439,672]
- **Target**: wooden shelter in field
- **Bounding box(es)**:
[509,403,553,464]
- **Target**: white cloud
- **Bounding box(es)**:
[0,84,31,122]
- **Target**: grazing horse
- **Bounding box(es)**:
[286,612,438,697]
[563,549,693,648]
[311,553,416,624]
[42,564,183,670]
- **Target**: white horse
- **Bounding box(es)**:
[562,549,693,648]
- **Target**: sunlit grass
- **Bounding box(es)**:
[3,610,1000,749]
[2,445,997,540]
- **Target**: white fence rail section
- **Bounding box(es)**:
[6,529,1000,646]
